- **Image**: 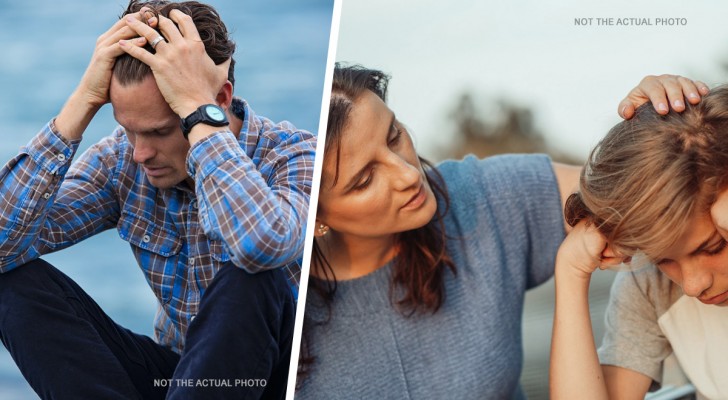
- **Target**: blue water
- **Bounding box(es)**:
[0,0,332,397]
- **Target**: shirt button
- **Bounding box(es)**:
[190,315,196,322]
[189,257,194,265]
[42,193,51,199]
[142,234,151,243]
[57,154,66,162]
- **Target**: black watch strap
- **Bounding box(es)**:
[180,104,229,139]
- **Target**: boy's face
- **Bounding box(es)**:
[655,211,728,305]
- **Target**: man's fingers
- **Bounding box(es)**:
[98,10,152,44]
[97,18,128,44]
[169,9,202,41]
[97,11,160,51]
[125,15,168,49]
[101,26,143,49]
[157,14,184,43]
[96,13,162,61]
[119,38,155,66]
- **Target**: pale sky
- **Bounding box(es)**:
[335,0,728,161]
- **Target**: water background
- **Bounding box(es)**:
[0,1,333,398]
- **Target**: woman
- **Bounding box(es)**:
[551,86,728,399]
[298,64,705,398]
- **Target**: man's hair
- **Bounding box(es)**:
[113,0,236,87]
[565,85,728,260]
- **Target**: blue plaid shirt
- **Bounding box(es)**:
[0,98,314,353]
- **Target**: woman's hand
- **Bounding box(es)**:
[618,74,710,119]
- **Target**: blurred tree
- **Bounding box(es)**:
[444,92,582,165]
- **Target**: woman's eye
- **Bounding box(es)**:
[388,124,402,145]
[354,173,373,191]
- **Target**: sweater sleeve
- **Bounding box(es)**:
[437,153,565,289]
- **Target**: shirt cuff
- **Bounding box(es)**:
[186,130,248,180]
[22,119,80,174]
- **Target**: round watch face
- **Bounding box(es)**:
[204,105,226,122]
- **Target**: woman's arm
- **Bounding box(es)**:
[549,222,652,399]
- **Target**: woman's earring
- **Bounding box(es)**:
[318,223,329,236]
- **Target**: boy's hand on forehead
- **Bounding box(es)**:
[119,8,231,118]
[558,221,611,278]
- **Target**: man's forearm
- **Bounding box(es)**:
[0,124,122,271]
[54,90,101,142]
[188,130,314,273]
[0,124,76,270]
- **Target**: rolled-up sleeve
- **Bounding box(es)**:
[187,125,315,273]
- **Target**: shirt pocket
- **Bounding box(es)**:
[209,239,231,263]
[117,210,182,304]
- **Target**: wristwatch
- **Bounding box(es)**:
[180,104,229,139]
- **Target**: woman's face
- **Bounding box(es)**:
[316,89,437,239]
[654,211,728,305]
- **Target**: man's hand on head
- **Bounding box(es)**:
[120,8,232,119]
[54,10,156,141]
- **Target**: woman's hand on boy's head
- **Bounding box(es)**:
[618,74,710,120]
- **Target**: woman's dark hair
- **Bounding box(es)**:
[297,63,456,383]
[113,0,236,87]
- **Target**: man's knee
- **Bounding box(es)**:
[208,263,292,301]
[0,258,58,296]
[0,259,68,327]
[192,264,295,339]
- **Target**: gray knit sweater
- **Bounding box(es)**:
[298,154,564,399]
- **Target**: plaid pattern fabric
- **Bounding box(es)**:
[0,98,314,353]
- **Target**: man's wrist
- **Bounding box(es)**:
[180,104,229,140]
[54,91,102,141]
[176,98,217,119]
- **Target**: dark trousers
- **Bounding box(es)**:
[0,259,295,399]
